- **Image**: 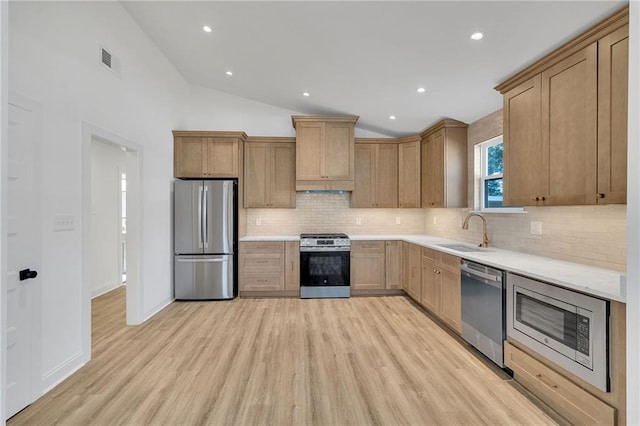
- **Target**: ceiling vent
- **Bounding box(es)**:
[99,45,121,78]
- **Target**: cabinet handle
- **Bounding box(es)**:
[257,260,268,264]
[532,196,539,201]
[596,193,605,199]
[257,279,268,283]
[291,261,294,271]
[535,374,558,389]
[540,196,546,201]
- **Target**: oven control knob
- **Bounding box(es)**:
[323,279,327,284]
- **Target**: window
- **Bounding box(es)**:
[480,137,504,208]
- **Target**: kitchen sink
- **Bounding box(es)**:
[435,243,490,253]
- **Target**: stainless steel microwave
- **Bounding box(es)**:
[506,272,609,392]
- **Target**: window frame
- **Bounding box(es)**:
[478,136,525,214]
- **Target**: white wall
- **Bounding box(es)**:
[627,1,639,424]
[1,0,8,422]
[90,140,125,298]
[8,0,189,392]
[185,84,389,138]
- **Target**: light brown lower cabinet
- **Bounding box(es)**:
[284,241,300,291]
[505,341,615,425]
[351,241,386,290]
[420,247,461,334]
[403,242,422,301]
[385,241,402,290]
[239,241,299,295]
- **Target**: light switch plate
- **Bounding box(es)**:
[355,217,362,226]
[395,216,401,224]
[54,215,75,231]
[530,221,542,235]
[255,218,262,226]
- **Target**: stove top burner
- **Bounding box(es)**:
[300,233,349,239]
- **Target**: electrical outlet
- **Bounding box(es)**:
[433,216,437,225]
[530,221,542,235]
[355,217,362,226]
[255,218,262,226]
[54,215,75,231]
[395,216,401,225]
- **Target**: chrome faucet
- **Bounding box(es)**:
[462,212,490,248]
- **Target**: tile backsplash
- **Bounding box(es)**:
[423,205,626,272]
[245,194,626,271]
[245,192,425,235]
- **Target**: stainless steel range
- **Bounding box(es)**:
[299,233,350,298]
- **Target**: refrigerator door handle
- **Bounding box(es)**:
[203,186,209,249]
[198,185,204,249]
[176,258,227,263]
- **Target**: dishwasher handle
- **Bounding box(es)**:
[461,263,503,283]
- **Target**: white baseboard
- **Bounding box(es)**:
[41,351,85,395]
[144,296,174,322]
[91,281,123,299]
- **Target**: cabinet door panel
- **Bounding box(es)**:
[352,144,375,207]
[270,144,296,207]
[324,123,353,180]
[351,252,385,290]
[440,269,461,334]
[421,257,439,313]
[430,131,445,207]
[542,44,597,205]
[398,141,421,208]
[385,241,402,290]
[296,123,324,180]
[284,241,300,291]
[174,137,207,177]
[208,138,239,177]
[503,76,543,206]
[377,144,398,207]
[598,25,628,204]
[244,143,269,207]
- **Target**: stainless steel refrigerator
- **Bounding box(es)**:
[174,179,237,300]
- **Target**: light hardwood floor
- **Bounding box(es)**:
[9,288,556,425]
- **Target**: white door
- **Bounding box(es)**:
[6,99,41,418]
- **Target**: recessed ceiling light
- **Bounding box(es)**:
[225,71,233,76]
[471,32,484,41]
[417,87,426,93]
[302,92,310,97]
[203,26,212,33]
[389,115,396,120]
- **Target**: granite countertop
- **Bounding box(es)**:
[239,233,625,303]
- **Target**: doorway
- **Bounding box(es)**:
[81,123,143,363]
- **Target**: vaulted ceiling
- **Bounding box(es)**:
[122,1,626,136]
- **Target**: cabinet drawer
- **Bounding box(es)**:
[240,241,284,254]
[241,254,282,271]
[505,341,615,425]
[241,273,284,291]
[439,253,461,273]
[421,247,438,261]
[351,240,385,253]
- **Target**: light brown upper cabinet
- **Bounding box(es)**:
[173,131,246,178]
[352,142,398,208]
[292,116,358,191]
[420,120,468,208]
[496,7,628,206]
[598,24,628,204]
[398,137,421,208]
[244,137,296,208]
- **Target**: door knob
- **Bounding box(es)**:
[20,268,38,281]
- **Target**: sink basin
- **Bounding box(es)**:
[435,243,489,253]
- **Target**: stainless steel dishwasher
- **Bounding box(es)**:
[460,260,506,368]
